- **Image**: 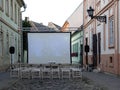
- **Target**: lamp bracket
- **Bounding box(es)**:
[93,15,106,23]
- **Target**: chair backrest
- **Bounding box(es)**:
[60,64,71,69]
[10,63,20,69]
[71,64,80,69]
[51,64,59,69]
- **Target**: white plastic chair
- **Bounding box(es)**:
[61,64,71,79]
[31,68,41,79]
[71,68,82,79]
[41,64,51,79]
[20,67,31,79]
[10,63,20,78]
[51,64,60,79]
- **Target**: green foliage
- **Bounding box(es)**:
[22,20,31,27]
[22,19,31,50]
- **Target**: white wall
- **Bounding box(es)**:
[67,2,83,27]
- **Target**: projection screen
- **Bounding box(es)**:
[28,32,71,64]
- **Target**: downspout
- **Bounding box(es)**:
[21,4,26,12]
[20,4,26,63]
[117,0,120,76]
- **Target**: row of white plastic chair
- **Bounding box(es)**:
[10,64,82,79]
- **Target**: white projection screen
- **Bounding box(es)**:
[28,32,71,64]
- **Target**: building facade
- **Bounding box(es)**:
[71,28,83,64]
[83,0,120,75]
[61,2,83,64]
[0,0,25,71]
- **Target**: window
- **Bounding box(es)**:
[0,0,2,7]
[15,3,17,23]
[109,16,114,47]
[11,0,13,20]
[109,57,112,63]
[90,30,93,51]
[5,0,9,16]
[73,43,78,53]
[18,8,20,26]
[0,0,3,11]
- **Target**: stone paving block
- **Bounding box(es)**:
[6,79,106,90]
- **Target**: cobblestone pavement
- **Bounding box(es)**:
[83,72,120,90]
[0,72,18,90]
[3,71,120,90]
[7,78,107,90]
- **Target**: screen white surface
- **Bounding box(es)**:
[28,33,71,64]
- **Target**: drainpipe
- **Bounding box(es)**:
[117,0,119,76]
[20,4,26,63]
[21,4,26,12]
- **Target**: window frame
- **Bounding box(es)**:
[10,0,13,20]
[5,0,9,16]
[108,15,115,48]
[0,0,4,11]
[73,43,79,53]
[15,3,17,24]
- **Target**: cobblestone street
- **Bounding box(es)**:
[1,71,120,90]
[7,78,106,90]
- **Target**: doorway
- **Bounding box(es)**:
[98,33,101,64]
[92,34,97,68]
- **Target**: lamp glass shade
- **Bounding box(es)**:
[87,6,94,17]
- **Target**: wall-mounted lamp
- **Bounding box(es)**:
[87,6,106,23]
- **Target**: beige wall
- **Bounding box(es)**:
[83,0,120,75]
[67,2,83,28]
[119,0,120,75]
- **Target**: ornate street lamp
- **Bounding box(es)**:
[87,6,106,23]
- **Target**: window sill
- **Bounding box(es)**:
[6,13,9,17]
[108,45,114,49]
[0,7,3,12]
[109,65,114,68]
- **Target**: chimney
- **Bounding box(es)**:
[25,17,29,22]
